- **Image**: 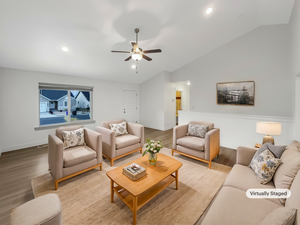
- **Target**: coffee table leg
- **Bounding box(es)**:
[111,180,114,203]
[133,196,137,225]
[175,170,179,190]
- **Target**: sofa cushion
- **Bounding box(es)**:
[102,119,126,129]
[11,193,62,225]
[223,164,281,205]
[252,143,286,160]
[63,145,96,167]
[249,149,282,184]
[187,124,209,138]
[286,168,300,225]
[115,134,140,149]
[274,140,300,205]
[201,187,282,225]
[259,207,296,225]
[62,128,86,149]
[177,136,205,151]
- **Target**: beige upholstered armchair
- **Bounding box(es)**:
[172,121,220,169]
[48,125,102,190]
[95,119,144,166]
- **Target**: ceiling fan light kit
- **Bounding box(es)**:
[111,28,162,73]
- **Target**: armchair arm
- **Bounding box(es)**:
[95,126,116,159]
[48,134,64,180]
[84,128,102,164]
[204,128,220,161]
[236,146,257,166]
[127,122,144,147]
[173,124,188,149]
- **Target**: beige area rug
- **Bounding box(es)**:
[31,148,231,225]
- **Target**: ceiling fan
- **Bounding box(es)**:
[111,28,162,62]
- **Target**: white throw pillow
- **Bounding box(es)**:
[109,121,128,137]
[62,128,86,149]
[187,124,209,138]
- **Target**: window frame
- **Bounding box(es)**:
[35,83,95,131]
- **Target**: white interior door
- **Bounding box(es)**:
[123,90,137,123]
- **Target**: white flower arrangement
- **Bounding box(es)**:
[142,138,163,156]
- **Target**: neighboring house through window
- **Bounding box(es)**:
[38,83,93,128]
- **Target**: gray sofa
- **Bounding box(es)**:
[200,141,300,225]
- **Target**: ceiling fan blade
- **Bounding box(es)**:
[111,50,131,53]
[142,54,152,61]
[131,42,138,50]
[125,56,132,61]
[143,49,162,54]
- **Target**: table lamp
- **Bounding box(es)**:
[256,122,281,145]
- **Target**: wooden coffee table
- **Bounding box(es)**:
[106,153,182,225]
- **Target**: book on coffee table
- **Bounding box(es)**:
[122,163,146,181]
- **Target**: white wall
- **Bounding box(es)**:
[290,0,300,140]
[0,67,3,155]
[172,25,294,117]
[139,71,176,131]
[173,81,190,112]
[164,71,176,130]
[1,67,139,152]
[140,71,165,130]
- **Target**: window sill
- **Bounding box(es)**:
[34,120,96,131]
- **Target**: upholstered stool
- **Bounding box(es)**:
[11,194,62,225]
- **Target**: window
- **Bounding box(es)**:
[38,83,93,128]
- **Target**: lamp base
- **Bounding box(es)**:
[262,135,275,145]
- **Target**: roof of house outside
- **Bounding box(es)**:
[40,90,75,101]
[81,91,90,101]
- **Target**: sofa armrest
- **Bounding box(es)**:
[204,128,220,161]
[95,126,116,159]
[48,134,64,180]
[236,146,257,166]
[84,128,102,164]
[173,124,189,149]
[128,122,144,147]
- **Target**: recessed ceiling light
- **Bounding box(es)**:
[206,8,213,14]
[62,47,69,52]
[187,81,191,85]
[132,65,136,69]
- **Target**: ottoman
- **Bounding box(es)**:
[11,194,62,225]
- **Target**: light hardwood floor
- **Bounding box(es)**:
[0,127,236,225]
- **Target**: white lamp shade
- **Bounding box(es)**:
[256,122,281,136]
[132,54,142,61]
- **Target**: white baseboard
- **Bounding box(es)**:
[2,140,48,153]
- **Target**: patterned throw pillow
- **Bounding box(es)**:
[187,124,209,138]
[62,128,86,149]
[109,121,128,137]
[249,149,282,184]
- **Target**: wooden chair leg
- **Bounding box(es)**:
[172,149,174,156]
[100,163,102,171]
[110,159,114,166]
[208,161,212,169]
[55,180,58,190]
[140,148,142,154]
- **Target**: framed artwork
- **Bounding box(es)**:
[216,81,255,106]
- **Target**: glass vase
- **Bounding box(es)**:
[148,152,157,165]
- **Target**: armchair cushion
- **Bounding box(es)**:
[62,128,86,149]
[63,145,96,167]
[116,134,140,149]
[109,121,128,137]
[189,121,214,131]
[187,124,209,138]
[56,125,84,141]
[177,136,205,151]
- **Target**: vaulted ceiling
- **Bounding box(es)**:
[0,0,294,84]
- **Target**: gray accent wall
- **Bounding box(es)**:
[171,24,294,117]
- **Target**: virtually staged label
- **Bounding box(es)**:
[246,189,291,198]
